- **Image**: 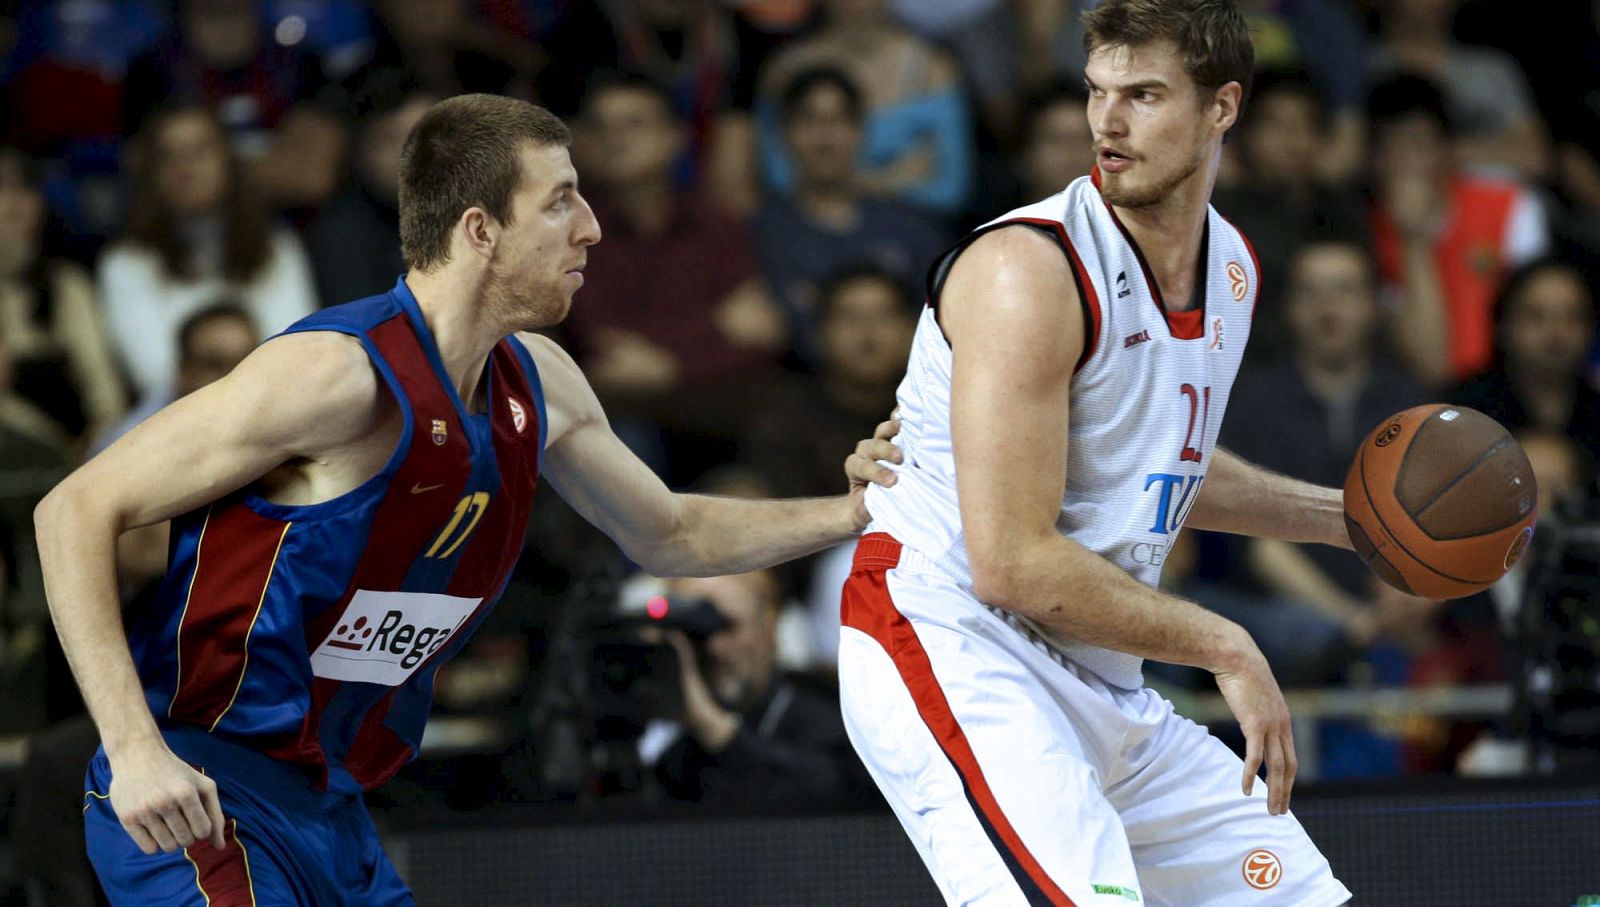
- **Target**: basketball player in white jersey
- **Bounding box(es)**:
[840,1,1354,904]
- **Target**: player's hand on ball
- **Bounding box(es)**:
[1212,640,1297,816]
[108,741,227,854]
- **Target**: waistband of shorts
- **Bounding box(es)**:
[854,532,943,575]
[160,725,355,812]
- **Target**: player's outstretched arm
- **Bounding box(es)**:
[1184,448,1353,550]
[34,331,382,854]
[523,334,897,576]
[944,226,1298,813]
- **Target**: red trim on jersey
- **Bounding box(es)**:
[1089,166,1207,340]
[1219,214,1263,317]
[168,506,289,731]
[184,818,255,906]
[260,312,475,786]
[1004,218,1102,374]
[844,534,1077,907]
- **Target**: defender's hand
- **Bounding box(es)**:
[1213,645,1297,816]
[844,418,903,531]
[108,741,227,854]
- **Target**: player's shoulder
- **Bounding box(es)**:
[948,223,1077,295]
[512,332,597,445]
[239,331,384,421]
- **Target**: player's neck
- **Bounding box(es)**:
[1109,164,1217,311]
[404,268,502,410]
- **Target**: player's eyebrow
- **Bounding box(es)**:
[547,178,576,199]
[1085,76,1170,93]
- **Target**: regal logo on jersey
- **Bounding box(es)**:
[310,589,482,686]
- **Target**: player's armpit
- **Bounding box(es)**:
[58,330,383,532]
[942,225,1083,606]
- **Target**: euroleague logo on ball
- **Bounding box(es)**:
[1504,526,1534,570]
[1374,422,1403,447]
[1241,849,1283,890]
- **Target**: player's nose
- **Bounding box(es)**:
[573,192,602,246]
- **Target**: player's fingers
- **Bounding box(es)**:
[1265,734,1287,815]
[156,801,196,849]
[861,438,903,464]
[1241,725,1262,797]
[121,819,160,856]
[143,814,179,853]
[872,418,900,440]
[177,785,213,846]
[847,453,897,487]
[198,778,228,850]
[1279,726,1299,814]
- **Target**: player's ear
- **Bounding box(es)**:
[1212,81,1242,135]
[459,207,497,261]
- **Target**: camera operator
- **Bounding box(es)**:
[643,570,873,811]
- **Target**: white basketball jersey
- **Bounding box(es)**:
[863,174,1259,689]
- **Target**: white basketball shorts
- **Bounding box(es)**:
[838,533,1352,907]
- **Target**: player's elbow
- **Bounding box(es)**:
[968,541,1028,610]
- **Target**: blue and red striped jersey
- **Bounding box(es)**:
[126,277,547,793]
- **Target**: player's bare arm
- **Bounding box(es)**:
[1185,447,1353,550]
[35,331,390,855]
[943,226,1298,813]
[522,333,898,576]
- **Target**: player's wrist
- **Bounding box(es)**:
[1201,621,1260,676]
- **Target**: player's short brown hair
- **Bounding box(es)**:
[399,94,571,272]
[1082,0,1254,104]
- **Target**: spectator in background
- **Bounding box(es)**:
[1211,69,1368,366]
[351,0,529,101]
[1204,239,1431,683]
[98,106,316,398]
[1013,81,1096,206]
[740,267,913,667]
[758,0,973,215]
[570,74,784,483]
[754,68,944,366]
[1371,0,1547,182]
[1367,74,1549,388]
[0,148,124,443]
[123,0,346,209]
[537,0,751,207]
[91,303,259,457]
[646,569,874,810]
[1453,259,1600,466]
[307,74,433,306]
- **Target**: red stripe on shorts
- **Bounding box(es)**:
[843,533,1076,907]
[185,818,256,906]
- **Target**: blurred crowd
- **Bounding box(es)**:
[1,0,1599,856]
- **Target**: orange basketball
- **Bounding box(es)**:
[1343,405,1538,599]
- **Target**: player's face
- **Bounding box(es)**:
[485,144,601,330]
[1084,41,1230,209]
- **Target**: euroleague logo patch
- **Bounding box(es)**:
[1374,422,1403,447]
[507,396,527,434]
[1242,849,1282,890]
[1227,261,1249,301]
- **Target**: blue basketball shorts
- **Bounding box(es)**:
[83,728,413,906]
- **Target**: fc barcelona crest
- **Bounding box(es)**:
[508,397,527,434]
[431,418,448,446]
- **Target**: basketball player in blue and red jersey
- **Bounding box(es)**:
[36,94,902,905]
[840,1,1357,903]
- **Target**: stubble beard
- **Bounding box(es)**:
[484,264,564,333]
[1099,147,1204,210]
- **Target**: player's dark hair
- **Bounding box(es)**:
[399,94,571,272]
[177,300,256,359]
[817,265,916,323]
[779,66,865,125]
[1082,0,1254,106]
[125,106,271,282]
[1367,73,1453,135]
